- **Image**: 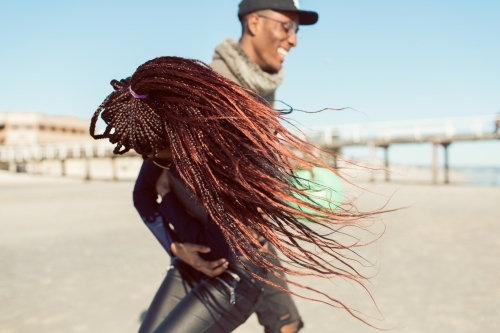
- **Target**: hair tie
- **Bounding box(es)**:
[129,86,148,99]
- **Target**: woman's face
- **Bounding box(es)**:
[156,147,172,160]
[145,147,172,161]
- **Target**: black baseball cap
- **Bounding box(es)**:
[238,0,318,25]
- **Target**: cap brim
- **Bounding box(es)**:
[297,10,318,25]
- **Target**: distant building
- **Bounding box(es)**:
[0,112,90,146]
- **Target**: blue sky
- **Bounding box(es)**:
[1,0,499,166]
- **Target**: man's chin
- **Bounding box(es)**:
[262,64,282,74]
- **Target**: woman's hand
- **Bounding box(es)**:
[155,169,171,198]
[170,242,228,277]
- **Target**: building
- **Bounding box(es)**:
[0,112,90,146]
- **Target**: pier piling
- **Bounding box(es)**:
[432,143,439,184]
[383,145,390,182]
[442,142,451,184]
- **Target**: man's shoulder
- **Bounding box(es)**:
[209,54,241,86]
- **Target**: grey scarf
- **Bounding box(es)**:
[214,38,284,97]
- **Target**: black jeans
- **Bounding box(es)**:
[139,250,302,333]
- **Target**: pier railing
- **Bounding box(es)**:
[0,140,129,164]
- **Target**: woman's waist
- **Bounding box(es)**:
[172,254,266,283]
[197,238,269,261]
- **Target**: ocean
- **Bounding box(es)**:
[453,166,500,186]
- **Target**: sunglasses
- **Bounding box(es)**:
[257,15,299,37]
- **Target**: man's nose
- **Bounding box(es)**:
[288,32,298,47]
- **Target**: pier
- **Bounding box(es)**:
[1,115,499,183]
[297,114,500,184]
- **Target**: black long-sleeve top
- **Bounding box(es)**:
[132,161,231,261]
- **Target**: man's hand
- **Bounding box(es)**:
[170,242,228,277]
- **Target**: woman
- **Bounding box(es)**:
[90,57,379,332]
[132,151,302,333]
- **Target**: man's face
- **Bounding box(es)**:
[249,10,300,74]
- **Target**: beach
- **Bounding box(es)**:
[1,172,499,333]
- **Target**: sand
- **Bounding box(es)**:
[1,171,499,333]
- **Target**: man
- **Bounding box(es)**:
[211,0,318,106]
[135,1,318,332]
[167,0,319,280]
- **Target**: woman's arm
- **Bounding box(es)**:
[158,191,231,261]
[135,162,229,275]
[133,161,177,256]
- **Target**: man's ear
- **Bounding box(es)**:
[245,14,260,37]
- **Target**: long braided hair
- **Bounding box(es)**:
[90,56,384,324]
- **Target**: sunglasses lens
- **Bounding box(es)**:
[288,22,299,36]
